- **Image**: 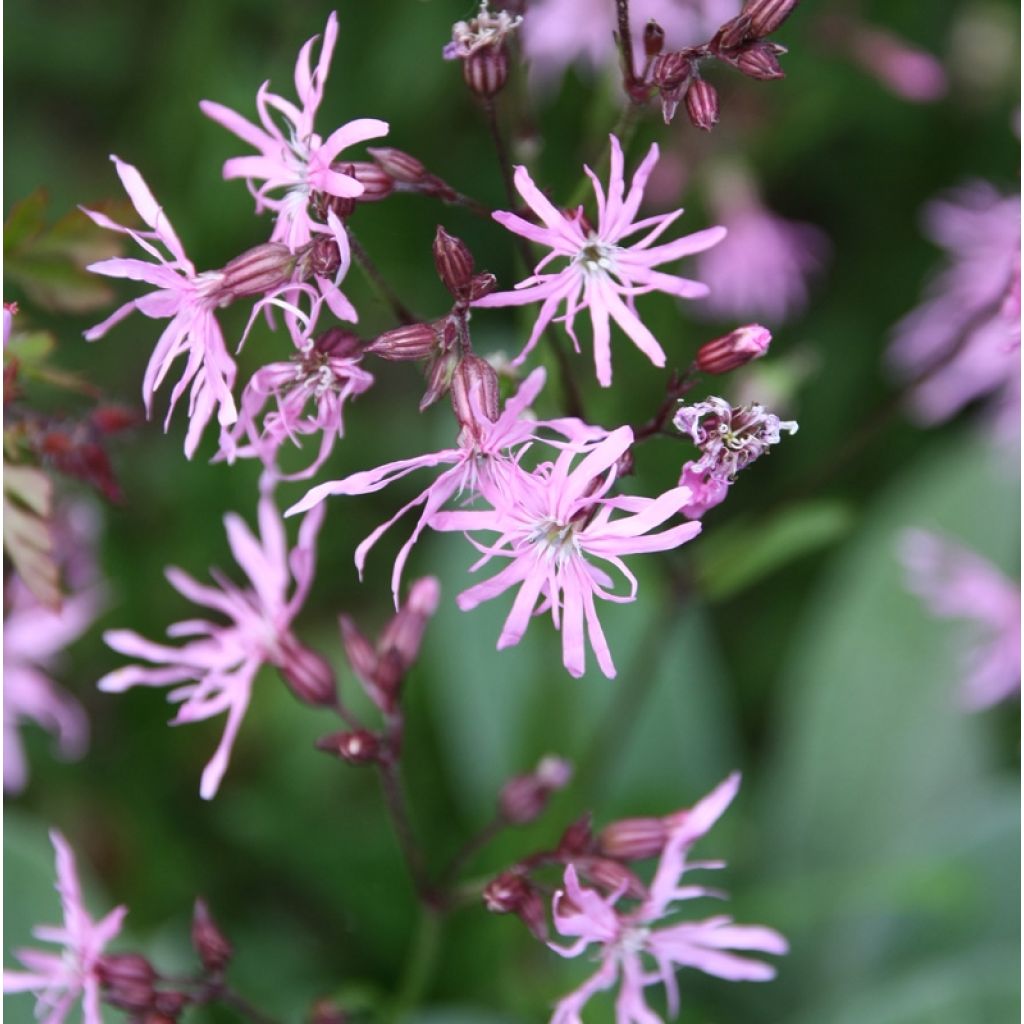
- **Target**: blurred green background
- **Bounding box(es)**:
[4,1,1020,1022]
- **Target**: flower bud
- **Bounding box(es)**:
[644,20,665,57]
[557,812,595,856]
[572,856,647,899]
[466,272,498,302]
[191,899,233,974]
[152,992,190,1020]
[217,244,297,301]
[745,0,799,37]
[498,755,572,825]
[685,78,719,131]
[339,615,378,688]
[465,46,509,97]
[365,322,440,362]
[348,162,394,202]
[733,41,786,80]
[451,355,501,442]
[315,730,381,764]
[305,236,343,279]
[696,323,772,374]
[597,817,668,860]
[97,954,157,1013]
[276,635,337,708]
[367,147,428,185]
[379,577,442,676]
[314,327,363,359]
[433,226,475,299]
[713,14,754,51]
[483,872,548,940]
[420,347,461,411]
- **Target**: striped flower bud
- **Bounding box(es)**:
[434,226,475,298]
[96,954,157,1013]
[216,244,297,301]
[696,324,772,375]
[733,41,786,80]
[367,146,428,184]
[572,856,647,899]
[597,817,668,860]
[348,162,394,201]
[191,899,233,974]
[746,0,800,37]
[275,635,337,708]
[451,355,501,442]
[483,872,548,940]
[463,46,509,97]
[498,755,573,825]
[366,322,441,362]
[685,78,720,131]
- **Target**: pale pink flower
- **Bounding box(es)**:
[549,773,787,1023]
[82,157,238,459]
[3,578,93,795]
[98,491,325,799]
[200,12,389,252]
[475,135,726,387]
[287,366,604,603]
[522,0,738,85]
[848,25,948,103]
[218,298,373,480]
[674,397,797,518]
[3,830,127,1024]
[901,530,1021,709]
[888,182,1021,436]
[431,426,701,678]
[695,166,828,324]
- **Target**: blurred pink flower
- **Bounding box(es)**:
[3,830,127,1024]
[522,0,738,85]
[218,298,373,480]
[475,135,725,386]
[848,25,948,103]
[99,491,325,799]
[287,367,605,604]
[83,157,239,459]
[674,397,797,518]
[901,530,1020,710]
[549,773,787,1022]
[888,182,1021,436]
[696,166,828,324]
[432,426,701,678]
[200,12,389,251]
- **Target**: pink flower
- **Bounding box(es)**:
[888,182,1021,436]
[674,397,797,518]
[475,135,724,386]
[82,157,238,459]
[901,530,1021,710]
[695,166,828,324]
[848,25,948,103]
[200,12,389,251]
[98,491,325,799]
[431,426,701,678]
[549,773,787,1023]
[287,366,604,603]
[3,830,127,1024]
[3,578,93,795]
[218,299,373,480]
[522,0,738,85]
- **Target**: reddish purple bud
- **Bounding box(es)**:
[433,226,475,298]
[597,817,668,860]
[463,47,509,97]
[451,355,500,442]
[745,0,799,37]
[151,992,190,1020]
[191,899,233,974]
[572,856,647,899]
[483,872,548,940]
[339,616,378,687]
[466,272,498,302]
[614,448,635,478]
[96,954,157,1013]
[367,147,428,185]
[713,14,754,51]
[217,244,297,301]
[557,812,595,857]
[696,323,772,374]
[366,322,440,362]
[348,162,395,202]
[644,20,666,57]
[420,348,461,411]
[652,51,690,88]
[276,636,337,708]
[498,755,573,825]
[90,405,138,435]
[305,236,343,279]
[379,577,441,674]
[314,327,363,359]
[315,729,381,764]
[685,78,720,131]
[733,40,786,80]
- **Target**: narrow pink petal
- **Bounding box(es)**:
[199,99,272,152]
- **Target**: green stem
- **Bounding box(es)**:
[391,907,443,1022]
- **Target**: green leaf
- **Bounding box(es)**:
[694,500,853,600]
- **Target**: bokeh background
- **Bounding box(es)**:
[4,1,1020,1022]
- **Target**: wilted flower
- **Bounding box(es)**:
[695,164,828,324]
[674,397,797,518]
[549,773,787,1023]
[287,367,605,603]
[200,12,389,251]
[3,831,128,1024]
[475,135,726,386]
[888,181,1020,436]
[83,157,239,459]
[98,491,326,799]
[432,427,701,678]
[901,530,1020,709]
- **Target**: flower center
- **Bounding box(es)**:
[575,234,618,275]
[528,518,579,566]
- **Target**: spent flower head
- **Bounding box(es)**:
[475,134,726,387]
